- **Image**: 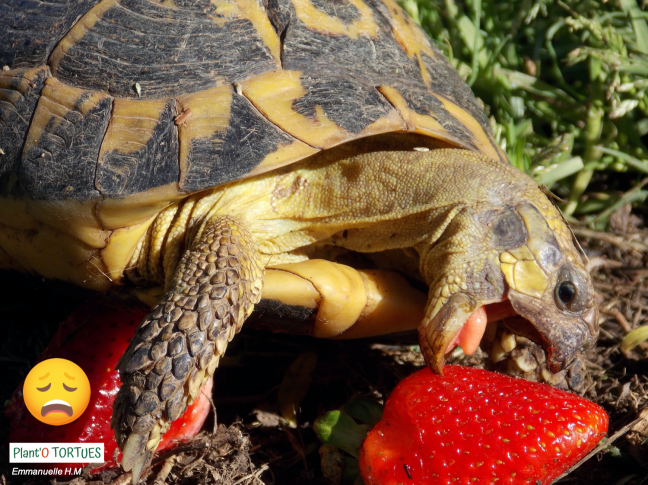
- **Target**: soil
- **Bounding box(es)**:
[1,204,648,485]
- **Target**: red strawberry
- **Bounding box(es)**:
[6,303,213,474]
[360,365,608,485]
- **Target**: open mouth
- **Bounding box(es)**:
[444,300,520,356]
[443,299,542,357]
[41,399,73,417]
[443,299,587,392]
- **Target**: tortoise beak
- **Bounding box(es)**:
[505,290,599,372]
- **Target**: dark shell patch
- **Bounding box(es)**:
[0,0,101,68]
[96,98,180,198]
[178,84,305,193]
[0,66,50,195]
[49,0,278,99]
[20,78,112,201]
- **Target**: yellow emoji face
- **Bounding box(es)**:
[23,358,91,426]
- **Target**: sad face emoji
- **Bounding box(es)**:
[23,358,91,426]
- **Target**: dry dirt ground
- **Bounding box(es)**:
[1,205,648,485]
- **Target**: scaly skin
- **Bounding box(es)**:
[118,146,598,481]
[112,216,263,482]
[130,146,597,373]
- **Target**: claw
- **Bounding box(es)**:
[418,293,478,374]
[121,433,146,472]
[131,449,151,485]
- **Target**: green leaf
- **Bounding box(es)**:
[314,411,368,458]
[538,156,584,187]
[621,326,648,351]
[619,0,648,54]
[598,146,648,175]
[341,398,384,428]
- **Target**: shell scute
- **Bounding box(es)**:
[49,0,279,99]
[0,0,101,68]
[0,0,506,200]
[240,70,406,149]
[21,77,112,201]
[177,83,315,193]
[0,66,50,193]
[97,97,180,198]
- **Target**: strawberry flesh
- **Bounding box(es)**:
[5,303,213,474]
[360,365,608,485]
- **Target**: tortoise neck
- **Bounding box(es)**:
[126,147,538,290]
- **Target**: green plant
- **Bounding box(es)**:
[410,0,648,227]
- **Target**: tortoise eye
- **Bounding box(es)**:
[37,383,51,392]
[554,264,589,313]
[557,281,576,304]
[63,383,77,392]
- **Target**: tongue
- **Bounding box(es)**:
[445,305,488,355]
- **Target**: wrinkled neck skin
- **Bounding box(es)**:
[130,142,598,373]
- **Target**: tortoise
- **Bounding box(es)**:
[0,0,599,481]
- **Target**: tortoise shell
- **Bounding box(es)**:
[0,0,506,290]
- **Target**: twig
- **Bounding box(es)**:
[203,386,218,435]
[231,463,269,485]
[588,256,624,271]
[153,456,175,485]
[572,227,648,252]
[150,441,210,465]
[601,307,632,332]
[109,472,132,485]
[600,307,648,351]
[554,417,644,483]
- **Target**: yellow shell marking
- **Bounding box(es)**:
[0,220,110,290]
[240,70,341,148]
[379,85,459,148]
[209,0,240,26]
[291,0,378,40]
[99,98,172,157]
[177,85,232,187]
[207,0,281,65]
[241,70,405,149]
[247,140,320,178]
[96,182,183,230]
[233,0,282,65]
[27,200,109,249]
[23,78,111,157]
[431,92,506,162]
[379,0,435,86]
[0,66,47,105]
[49,0,119,74]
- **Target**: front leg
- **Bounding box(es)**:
[112,216,263,483]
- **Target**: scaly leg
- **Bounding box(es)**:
[112,216,263,483]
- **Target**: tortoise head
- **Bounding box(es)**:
[418,187,598,375]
